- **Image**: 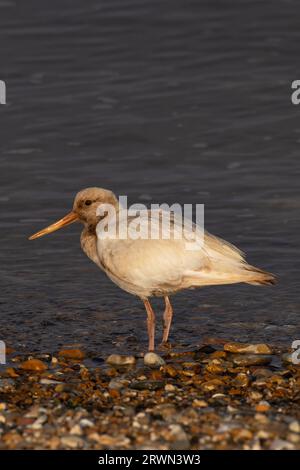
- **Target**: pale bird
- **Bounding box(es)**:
[29,187,276,351]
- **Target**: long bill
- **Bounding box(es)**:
[29,211,79,240]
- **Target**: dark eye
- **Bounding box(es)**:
[85,200,92,206]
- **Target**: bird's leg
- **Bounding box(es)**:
[162,296,173,344]
[143,298,156,351]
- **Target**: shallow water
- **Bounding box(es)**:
[0,0,299,356]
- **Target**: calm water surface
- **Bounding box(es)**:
[0,0,299,356]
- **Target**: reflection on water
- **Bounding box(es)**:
[0,0,299,354]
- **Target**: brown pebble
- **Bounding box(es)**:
[58,349,85,360]
[224,342,272,355]
[232,354,272,366]
[5,367,19,378]
[20,359,48,372]
[255,401,271,412]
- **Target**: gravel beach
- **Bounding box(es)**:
[0,340,299,450]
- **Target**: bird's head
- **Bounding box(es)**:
[29,187,118,240]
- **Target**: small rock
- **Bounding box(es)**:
[224,342,272,354]
[192,399,208,408]
[201,379,224,391]
[108,378,130,390]
[25,405,41,418]
[289,421,300,434]
[131,380,164,391]
[28,415,47,429]
[152,404,177,420]
[165,383,176,392]
[165,424,190,449]
[270,439,295,450]
[281,353,296,364]
[232,354,271,366]
[255,400,271,413]
[70,424,82,436]
[162,364,178,377]
[58,349,85,360]
[106,354,136,366]
[5,367,19,378]
[61,436,84,449]
[254,413,269,424]
[20,359,48,372]
[40,378,62,385]
[252,368,274,378]
[144,352,165,367]
[80,419,94,428]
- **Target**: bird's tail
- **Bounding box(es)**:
[243,265,277,286]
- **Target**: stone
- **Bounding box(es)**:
[255,401,271,412]
[165,383,177,392]
[289,421,300,434]
[144,352,165,367]
[61,436,84,449]
[40,378,62,385]
[80,419,94,428]
[281,353,295,364]
[152,404,177,420]
[20,359,48,372]
[28,415,47,429]
[5,367,19,378]
[224,342,272,355]
[270,439,295,450]
[70,424,83,436]
[232,354,272,366]
[58,349,85,360]
[108,378,130,390]
[131,380,164,391]
[192,399,208,408]
[165,424,190,449]
[106,354,136,366]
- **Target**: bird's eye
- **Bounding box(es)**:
[85,200,92,206]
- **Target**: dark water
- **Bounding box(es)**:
[0,0,299,356]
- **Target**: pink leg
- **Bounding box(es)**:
[162,296,173,343]
[143,298,156,351]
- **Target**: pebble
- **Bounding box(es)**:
[40,378,62,385]
[108,378,130,390]
[270,439,295,450]
[192,399,208,408]
[224,342,272,355]
[281,353,295,364]
[106,354,136,366]
[144,352,165,367]
[152,404,177,421]
[20,359,48,372]
[28,415,47,430]
[131,380,164,391]
[58,349,85,360]
[165,384,177,392]
[60,436,84,449]
[289,420,300,434]
[79,419,94,428]
[166,424,190,449]
[70,424,83,436]
[232,354,272,366]
[255,400,271,413]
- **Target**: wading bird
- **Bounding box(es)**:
[29,187,276,351]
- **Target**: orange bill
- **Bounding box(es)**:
[29,211,79,240]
